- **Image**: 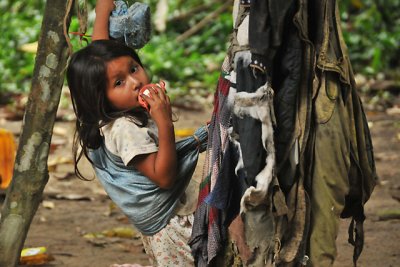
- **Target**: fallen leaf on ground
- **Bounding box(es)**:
[48,156,73,171]
[53,126,69,137]
[102,227,137,238]
[386,105,400,115]
[104,202,118,217]
[86,238,108,247]
[42,201,55,209]
[52,171,75,180]
[20,247,55,265]
[53,194,94,201]
[175,128,195,137]
[83,227,138,240]
[377,209,400,221]
[374,152,399,161]
[50,138,67,153]
[110,264,151,267]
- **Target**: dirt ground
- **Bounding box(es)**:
[1,100,399,267]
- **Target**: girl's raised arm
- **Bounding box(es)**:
[92,0,115,41]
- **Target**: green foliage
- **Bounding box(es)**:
[128,0,231,96]
[0,0,230,97]
[340,0,400,76]
[140,34,225,98]
[1,0,399,97]
[139,5,231,97]
[0,0,46,93]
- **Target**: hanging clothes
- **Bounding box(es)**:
[190,0,377,266]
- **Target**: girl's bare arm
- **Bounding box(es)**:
[92,0,115,41]
[130,88,177,189]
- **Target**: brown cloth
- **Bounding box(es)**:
[247,0,377,266]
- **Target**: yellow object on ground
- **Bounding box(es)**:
[83,226,137,239]
[175,128,196,138]
[20,247,54,265]
[0,128,16,189]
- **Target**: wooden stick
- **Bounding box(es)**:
[169,2,217,22]
[175,0,232,43]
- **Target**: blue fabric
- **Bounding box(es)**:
[89,126,208,235]
[109,1,152,49]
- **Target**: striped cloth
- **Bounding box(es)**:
[189,74,241,266]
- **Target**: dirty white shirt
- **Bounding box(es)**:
[101,117,159,166]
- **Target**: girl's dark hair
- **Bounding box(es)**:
[66,40,147,180]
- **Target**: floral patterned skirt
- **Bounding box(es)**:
[141,214,194,267]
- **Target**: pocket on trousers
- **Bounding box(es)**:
[315,72,339,124]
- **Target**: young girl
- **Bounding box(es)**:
[66,1,207,266]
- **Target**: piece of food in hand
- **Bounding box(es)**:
[139,80,166,110]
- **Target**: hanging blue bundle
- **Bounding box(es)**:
[109,0,152,49]
[89,126,208,235]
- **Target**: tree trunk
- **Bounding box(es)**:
[0,0,74,266]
